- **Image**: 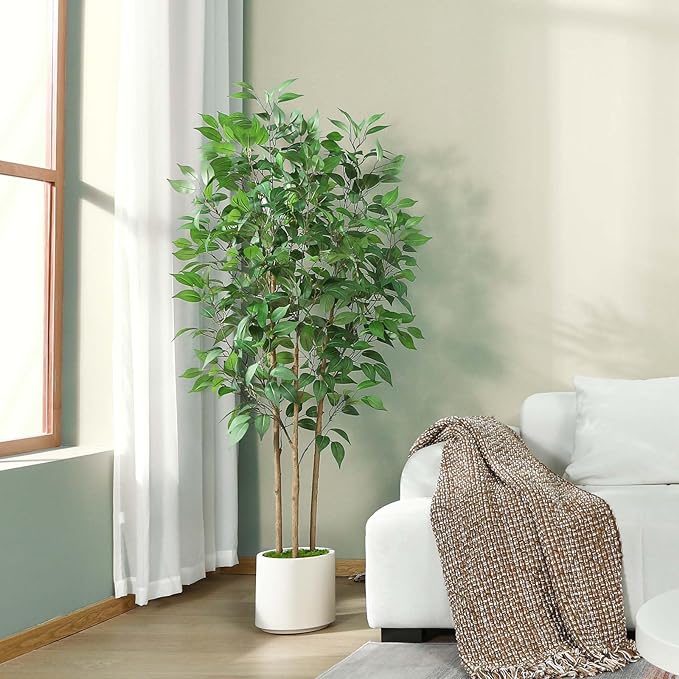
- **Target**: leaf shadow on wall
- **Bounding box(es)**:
[332,147,518,521]
[550,260,679,382]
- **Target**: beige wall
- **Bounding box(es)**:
[240,0,679,557]
[62,0,119,447]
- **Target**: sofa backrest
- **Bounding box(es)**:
[400,392,576,499]
[519,392,575,476]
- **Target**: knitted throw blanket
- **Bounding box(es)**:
[410,416,639,679]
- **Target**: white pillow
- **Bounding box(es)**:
[565,376,679,485]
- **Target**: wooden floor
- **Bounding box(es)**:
[0,575,378,679]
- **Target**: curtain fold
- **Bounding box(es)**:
[113,0,243,606]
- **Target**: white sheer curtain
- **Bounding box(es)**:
[113,0,243,606]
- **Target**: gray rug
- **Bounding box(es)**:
[317,643,663,679]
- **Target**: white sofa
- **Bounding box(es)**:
[365,392,679,640]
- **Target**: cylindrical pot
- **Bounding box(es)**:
[255,548,336,634]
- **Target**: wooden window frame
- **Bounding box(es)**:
[0,0,67,457]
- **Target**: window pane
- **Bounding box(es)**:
[0,0,55,169]
[0,175,49,442]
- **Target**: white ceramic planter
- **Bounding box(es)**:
[255,548,336,634]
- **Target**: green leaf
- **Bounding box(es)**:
[277,77,298,91]
[174,327,195,339]
[168,178,194,194]
[174,248,196,261]
[256,301,268,328]
[202,348,222,368]
[329,118,349,133]
[405,215,424,228]
[231,90,256,100]
[331,428,351,444]
[408,326,424,339]
[243,245,263,261]
[403,233,431,247]
[315,435,330,451]
[319,294,334,312]
[280,382,298,403]
[224,351,238,372]
[398,331,416,350]
[333,311,359,326]
[313,380,328,402]
[383,187,399,206]
[374,363,393,385]
[299,372,314,388]
[245,361,259,384]
[264,382,281,404]
[174,290,201,303]
[271,365,296,381]
[366,125,389,135]
[173,271,203,287]
[300,324,315,351]
[231,190,250,211]
[180,367,202,379]
[228,414,251,444]
[342,404,360,416]
[279,92,303,102]
[274,320,298,335]
[357,379,379,390]
[254,414,270,439]
[361,363,376,380]
[368,321,385,339]
[271,305,289,322]
[177,164,197,178]
[199,114,218,129]
[299,418,316,431]
[361,395,387,411]
[190,374,212,392]
[363,349,387,364]
[196,126,222,142]
[331,441,345,468]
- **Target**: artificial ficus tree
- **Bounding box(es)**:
[171,80,429,558]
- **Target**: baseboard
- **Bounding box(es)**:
[0,595,136,665]
[220,556,365,577]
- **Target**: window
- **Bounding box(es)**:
[0,0,66,456]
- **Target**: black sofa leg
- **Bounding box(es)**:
[381,628,455,643]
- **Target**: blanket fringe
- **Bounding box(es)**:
[468,639,640,679]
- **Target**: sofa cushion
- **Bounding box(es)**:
[565,376,679,485]
[582,484,679,628]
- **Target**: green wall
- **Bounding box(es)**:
[0,453,114,639]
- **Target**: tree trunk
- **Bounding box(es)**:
[291,331,301,557]
[309,306,334,551]
[309,396,324,550]
[272,409,283,553]
[269,274,283,554]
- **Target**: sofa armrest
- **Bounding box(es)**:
[366,498,453,630]
[400,425,520,499]
[400,442,443,499]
